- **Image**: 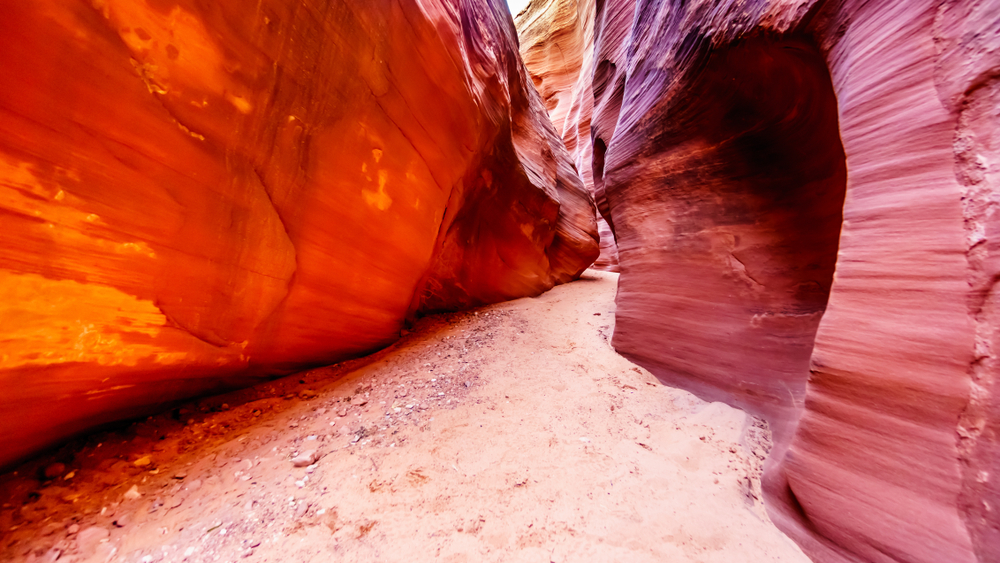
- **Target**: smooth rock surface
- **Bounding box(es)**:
[0,0,598,468]
[520,0,1000,561]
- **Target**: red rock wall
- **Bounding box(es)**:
[517,0,619,272]
[0,0,599,468]
[523,0,1000,561]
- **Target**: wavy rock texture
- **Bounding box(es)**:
[520,0,1000,561]
[517,0,618,272]
[0,0,599,468]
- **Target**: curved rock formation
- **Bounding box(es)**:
[519,0,1000,561]
[0,0,599,468]
[517,0,619,272]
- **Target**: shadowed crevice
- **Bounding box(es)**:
[606,31,847,541]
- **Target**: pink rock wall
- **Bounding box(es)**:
[0,0,599,469]
[517,0,619,272]
[524,0,1000,561]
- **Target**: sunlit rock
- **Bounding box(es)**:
[0,0,598,468]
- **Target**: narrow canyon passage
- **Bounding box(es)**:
[0,272,807,563]
[4,1,999,562]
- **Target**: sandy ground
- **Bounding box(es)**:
[0,270,809,563]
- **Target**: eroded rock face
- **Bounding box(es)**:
[521,0,1000,561]
[517,0,619,272]
[0,0,599,468]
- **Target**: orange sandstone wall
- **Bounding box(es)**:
[0,0,599,468]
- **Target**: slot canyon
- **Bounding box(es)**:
[0,0,998,562]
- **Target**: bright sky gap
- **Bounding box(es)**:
[506,0,531,14]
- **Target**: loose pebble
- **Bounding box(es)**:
[294,502,310,519]
[43,463,65,479]
[291,450,318,467]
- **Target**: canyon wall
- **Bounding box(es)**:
[0,0,599,468]
[518,0,1000,561]
[517,0,619,272]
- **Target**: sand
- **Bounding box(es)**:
[0,270,809,563]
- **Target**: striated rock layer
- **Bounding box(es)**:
[0,0,599,468]
[519,0,1000,561]
[517,0,618,272]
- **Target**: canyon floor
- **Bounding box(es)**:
[1,270,808,563]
